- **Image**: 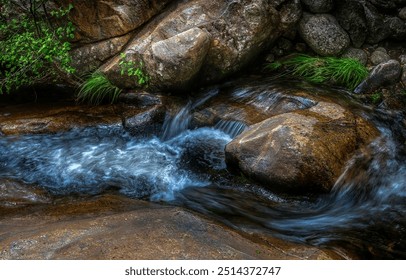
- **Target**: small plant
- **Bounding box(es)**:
[370,91,383,104]
[77,72,122,105]
[0,1,77,94]
[119,53,149,86]
[265,54,369,91]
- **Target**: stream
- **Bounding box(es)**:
[0,78,405,259]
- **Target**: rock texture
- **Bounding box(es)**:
[225,101,379,194]
[363,2,392,44]
[55,0,175,42]
[34,0,405,91]
[0,100,160,135]
[299,13,350,56]
[301,0,333,13]
[70,34,131,76]
[334,0,368,48]
[101,0,282,90]
[0,194,335,260]
[341,48,368,65]
[355,60,402,94]
[192,79,318,128]
[370,49,391,65]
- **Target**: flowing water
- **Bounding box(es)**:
[0,78,405,259]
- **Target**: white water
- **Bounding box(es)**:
[0,125,231,201]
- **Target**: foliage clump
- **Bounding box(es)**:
[77,72,122,105]
[266,54,369,91]
[0,0,76,94]
[119,53,149,86]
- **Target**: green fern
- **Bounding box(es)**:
[77,71,122,105]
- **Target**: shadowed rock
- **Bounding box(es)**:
[355,60,402,94]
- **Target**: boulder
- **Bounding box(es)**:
[370,50,391,65]
[55,0,175,42]
[363,2,392,44]
[70,34,131,76]
[122,105,165,136]
[386,17,406,41]
[402,65,406,85]
[355,60,402,94]
[0,195,335,260]
[335,0,368,48]
[341,48,368,66]
[148,27,211,90]
[101,0,283,90]
[301,0,334,13]
[399,55,406,65]
[279,0,303,38]
[399,7,406,20]
[367,0,406,11]
[299,13,350,56]
[225,102,379,194]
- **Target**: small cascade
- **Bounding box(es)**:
[161,88,219,141]
[214,119,247,138]
[161,101,192,141]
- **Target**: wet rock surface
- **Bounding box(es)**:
[225,101,379,194]
[0,100,159,136]
[0,194,334,260]
[0,179,51,208]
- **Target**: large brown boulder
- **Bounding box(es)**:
[51,0,175,75]
[225,101,379,194]
[0,194,334,260]
[56,0,175,42]
[102,0,283,90]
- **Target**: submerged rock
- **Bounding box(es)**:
[0,195,334,260]
[0,179,51,208]
[225,102,379,194]
[0,101,159,135]
[122,105,165,136]
[192,79,318,128]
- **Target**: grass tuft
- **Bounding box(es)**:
[266,54,369,91]
[77,71,122,105]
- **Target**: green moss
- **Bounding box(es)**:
[77,72,122,105]
[266,54,369,91]
[370,91,383,104]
